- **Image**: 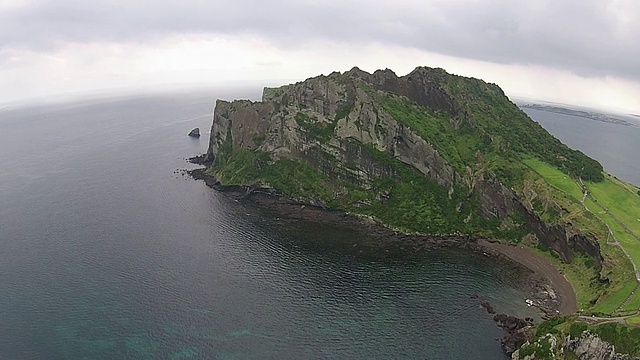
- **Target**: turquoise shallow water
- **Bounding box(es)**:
[1,92,546,359]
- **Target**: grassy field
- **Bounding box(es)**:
[587,174,640,241]
[522,316,640,357]
[524,158,640,315]
[582,197,640,313]
[523,158,584,200]
[584,175,640,313]
[627,315,640,327]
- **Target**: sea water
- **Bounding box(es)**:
[1,92,614,359]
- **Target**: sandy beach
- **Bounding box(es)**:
[478,239,578,315]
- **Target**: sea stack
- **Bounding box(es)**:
[188,128,200,137]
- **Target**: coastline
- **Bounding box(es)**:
[188,164,578,318]
[477,240,578,315]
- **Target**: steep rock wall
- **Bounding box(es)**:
[513,332,639,360]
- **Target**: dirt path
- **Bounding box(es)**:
[577,311,640,325]
[577,179,640,309]
[478,240,578,315]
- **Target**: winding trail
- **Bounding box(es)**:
[577,312,640,325]
[576,178,640,311]
[582,191,640,282]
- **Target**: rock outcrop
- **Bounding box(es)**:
[564,333,634,360]
[512,331,639,360]
[493,314,533,354]
[188,127,200,137]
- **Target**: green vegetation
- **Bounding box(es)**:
[212,69,639,321]
[379,94,495,176]
[444,76,604,182]
[519,334,554,358]
[261,87,284,100]
[569,322,640,355]
[295,112,336,142]
[210,135,527,237]
[584,174,640,312]
[524,159,640,314]
[587,174,640,239]
[335,102,353,121]
[522,316,640,359]
[251,134,265,146]
[377,83,603,189]
[207,71,640,360]
[627,315,640,326]
[529,241,634,315]
[208,147,336,202]
[355,143,489,235]
[522,158,583,200]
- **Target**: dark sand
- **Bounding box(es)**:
[478,240,578,315]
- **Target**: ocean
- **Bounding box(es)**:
[522,107,640,186]
[0,91,629,359]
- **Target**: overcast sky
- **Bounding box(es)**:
[1,0,639,112]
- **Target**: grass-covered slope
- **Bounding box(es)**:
[517,316,640,359]
[363,75,607,245]
[444,76,604,182]
[524,159,640,316]
[210,139,490,236]
[375,81,603,186]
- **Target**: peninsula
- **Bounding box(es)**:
[195,66,640,359]
[520,103,639,128]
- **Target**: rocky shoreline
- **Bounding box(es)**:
[187,155,576,355]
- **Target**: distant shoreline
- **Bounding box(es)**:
[188,160,577,317]
[521,103,638,128]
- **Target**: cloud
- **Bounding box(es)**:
[2,0,640,112]
[2,35,639,113]
[2,0,639,81]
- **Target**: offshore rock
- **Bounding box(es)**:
[188,127,200,137]
[493,314,531,354]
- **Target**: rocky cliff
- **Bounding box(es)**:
[513,331,640,360]
[508,316,640,359]
[203,66,604,272]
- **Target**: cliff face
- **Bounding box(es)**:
[513,331,639,360]
[204,66,603,268]
[206,69,460,189]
